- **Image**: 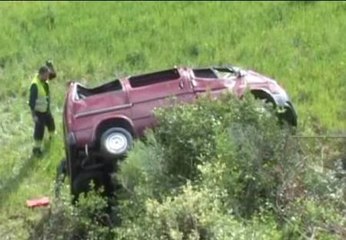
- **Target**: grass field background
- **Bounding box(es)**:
[0,1,345,238]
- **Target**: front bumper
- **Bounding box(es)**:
[272,93,298,127]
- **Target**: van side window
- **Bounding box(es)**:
[76,80,122,99]
[129,69,180,88]
[193,69,218,78]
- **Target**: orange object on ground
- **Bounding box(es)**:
[26,197,50,208]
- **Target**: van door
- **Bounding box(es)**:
[127,68,193,136]
[191,68,228,98]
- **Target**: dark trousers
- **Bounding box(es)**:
[33,111,56,141]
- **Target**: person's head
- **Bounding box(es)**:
[38,66,50,81]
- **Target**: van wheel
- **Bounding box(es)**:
[100,127,133,159]
[71,170,105,202]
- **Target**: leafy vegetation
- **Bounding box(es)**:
[0,1,345,239]
[26,93,345,239]
[114,93,345,239]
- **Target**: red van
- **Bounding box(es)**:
[62,66,297,197]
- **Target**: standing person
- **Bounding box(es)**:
[28,61,57,156]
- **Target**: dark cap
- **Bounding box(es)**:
[39,66,49,75]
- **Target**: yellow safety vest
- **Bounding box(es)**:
[31,76,49,113]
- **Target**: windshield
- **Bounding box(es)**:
[212,67,241,79]
[192,66,242,80]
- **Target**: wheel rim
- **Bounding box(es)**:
[105,132,128,154]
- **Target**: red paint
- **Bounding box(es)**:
[63,66,294,148]
[26,197,50,208]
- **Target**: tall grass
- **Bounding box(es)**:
[0,1,345,238]
[0,2,345,128]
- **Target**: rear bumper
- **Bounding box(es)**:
[65,132,77,180]
[66,132,77,146]
[64,130,92,174]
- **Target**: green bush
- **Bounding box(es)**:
[32,92,345,239]
[115,183,282,240]
[281,199,345,239]
[1,2,346,239]
[116,92,345,239]
[35,183,115,240]
[119,92,296,215]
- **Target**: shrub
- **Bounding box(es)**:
[114,183,283,240]
[37,92,344,239]
[116,91,345,239]
[119,92,298,216]
[36,183,115,240]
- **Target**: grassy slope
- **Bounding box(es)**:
[0,1,345,238]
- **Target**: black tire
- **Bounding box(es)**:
[100,127,133,159]
[71,170,105,202]
[278,106,298,127]
[71,170,116,212]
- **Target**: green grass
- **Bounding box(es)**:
[0,1,345,238]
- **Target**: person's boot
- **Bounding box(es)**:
[49,131,56,141]
[32,147,43,157]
